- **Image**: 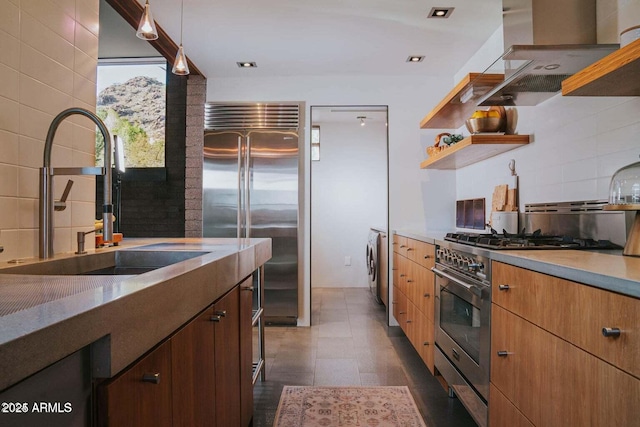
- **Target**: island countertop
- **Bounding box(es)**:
[0,237,271,392]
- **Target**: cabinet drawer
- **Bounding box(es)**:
[393,235,408,256]
[491,305,640,427]
[406,239,435,269]
[405,261,434,321]
[492,261,640,378]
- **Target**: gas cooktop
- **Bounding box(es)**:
[444,230,622,250]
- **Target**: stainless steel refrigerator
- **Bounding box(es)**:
[203,103,300,325]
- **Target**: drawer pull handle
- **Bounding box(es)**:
[424,293,431,298]
[210,315,222,322]
[407,279,414,283]
[407,248,414,251]
[142,373,160,384]
[497,351,509,357]
[400,245,406,248]
[399,311,406,314]
[602,327,621,338]
[498,285,510,291]
[391,301,397,305]
[424,255,431,259]
[423,341,430,346]
[406,320,412,323]
[241,286,254,291]
[214,310,227,317]
[400,274,406,277]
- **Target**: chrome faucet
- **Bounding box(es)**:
[40,107,113,259]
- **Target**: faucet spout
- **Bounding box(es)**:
[39,108,114,259]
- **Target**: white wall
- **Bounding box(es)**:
[311,119,387,288]
[207,75,458,325]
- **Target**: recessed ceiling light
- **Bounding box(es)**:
[236,62,257,68]
[406,56,425,63]
[428,7,454,18]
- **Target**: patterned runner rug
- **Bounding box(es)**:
[273,386,428,427]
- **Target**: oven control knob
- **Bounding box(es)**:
[468,261,484,272]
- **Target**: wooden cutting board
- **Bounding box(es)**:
[492,184,508,212]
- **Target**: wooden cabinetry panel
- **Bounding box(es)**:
[99,341,173,427]
[489,384,534,427]
[171,307,216,427]
[493,261,640,378]
[213,286,241,427]
[393,236,436,375]
[491,305,640,427]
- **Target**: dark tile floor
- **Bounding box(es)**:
[252,288,477,427]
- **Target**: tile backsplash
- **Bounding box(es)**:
[0,0,99,261]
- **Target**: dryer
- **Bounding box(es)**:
[366,229,382,304]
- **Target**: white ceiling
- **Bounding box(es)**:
[100,0,504,80]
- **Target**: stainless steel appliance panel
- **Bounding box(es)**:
[203,129,299,324]
[247,130,299,323]
[203,131,244,239]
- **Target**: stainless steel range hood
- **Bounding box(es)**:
[477,0,619,106]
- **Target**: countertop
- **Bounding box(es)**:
[0,237,271,391]
[393,229,640,299]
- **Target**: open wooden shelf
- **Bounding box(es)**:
[562,38,640,97]
[420,73,505,129]
[420,134,530,170]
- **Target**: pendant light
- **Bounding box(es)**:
[136,0,158,40]
[172,0,190,75]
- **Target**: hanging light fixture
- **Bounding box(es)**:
[136,0,158,40]
[172,0,190,75]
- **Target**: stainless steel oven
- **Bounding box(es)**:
[433,241,491,427]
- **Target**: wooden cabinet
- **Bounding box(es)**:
[98,278,255,427]
[98,340,173,427]
[171,307,216,427]
[393,235,436,374]
[212,286,241,427]
[490,262,640,427]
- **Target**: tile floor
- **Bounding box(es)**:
[252,287,477,427]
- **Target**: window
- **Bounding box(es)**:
[311,126,320,161]
[96,58,167,168]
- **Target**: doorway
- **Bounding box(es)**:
[309,106,389,324]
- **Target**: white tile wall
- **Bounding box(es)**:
[0,0,99,261]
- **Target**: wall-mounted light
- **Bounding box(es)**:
[357,116,366,126]
[172,0,190,75]
[136,0,158,40]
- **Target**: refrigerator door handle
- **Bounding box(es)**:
[237,135,243,240]
[245,135,251,238]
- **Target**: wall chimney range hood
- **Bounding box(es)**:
[477,0,619,106]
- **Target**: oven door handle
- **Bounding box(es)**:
[431,267,482,297]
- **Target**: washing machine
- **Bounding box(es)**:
[367,229,382,304]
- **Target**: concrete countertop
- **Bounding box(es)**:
[393,230,640,299]
[0,237,272,391]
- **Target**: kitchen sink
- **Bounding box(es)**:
[0,250,210,276]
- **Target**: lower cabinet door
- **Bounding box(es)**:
[489,384,534,427]
[98,340,173,427]
[171,307,216,427]
[213,286,242,427]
